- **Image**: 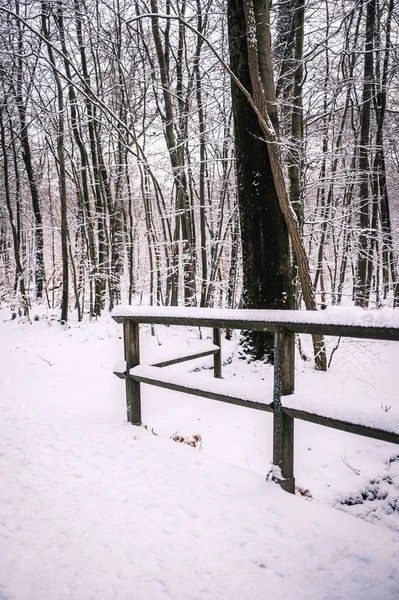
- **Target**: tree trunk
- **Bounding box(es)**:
[150,0,196,306]
[233,0,326,369]
[15,2,45,299]
[42,2,69,321]
[55,0,99,316]
[228,0,294,362]
[355,0,374,307]
[0,105,28,313]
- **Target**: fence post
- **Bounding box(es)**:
[213,328,222,378]
[124,320,142,425]
[272,326,295,493]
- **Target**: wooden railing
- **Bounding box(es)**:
[112,306,399,494]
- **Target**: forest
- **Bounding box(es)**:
[0,0,398,329]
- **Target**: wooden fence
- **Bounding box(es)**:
[112,307,399,494]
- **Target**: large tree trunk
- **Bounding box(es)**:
[229,0,326,369]
[228,0,294,362]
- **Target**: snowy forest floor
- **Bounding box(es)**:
[1,305,399,599]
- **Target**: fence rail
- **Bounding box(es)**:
[112,306,399,494]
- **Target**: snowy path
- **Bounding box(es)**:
[1,313,399,599]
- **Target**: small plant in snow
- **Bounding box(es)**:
[338,456,399,530]
[296,487,313,499]
[170,432,202,450]
[341,452,361,475]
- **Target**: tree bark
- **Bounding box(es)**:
[42,2,69,321]
[228,0,294,362]
[150,0,196,306]
[15,1,45,299]
[237,0,326,369]
[0,105,28,313]
[355,0,374,307]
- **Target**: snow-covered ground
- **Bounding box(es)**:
[1,306,399,599]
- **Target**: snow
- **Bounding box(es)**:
[282,391,399,435]
[113,342,220,375]
[113,359,127,375]
[1,308,399,599]
[130,364,272,405]
[112,304,399,329]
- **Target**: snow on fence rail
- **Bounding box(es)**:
[112,306,399,494]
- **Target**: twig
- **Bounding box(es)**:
[328,336,342,369]
[37,355,54,367]
[341,452,360,475]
